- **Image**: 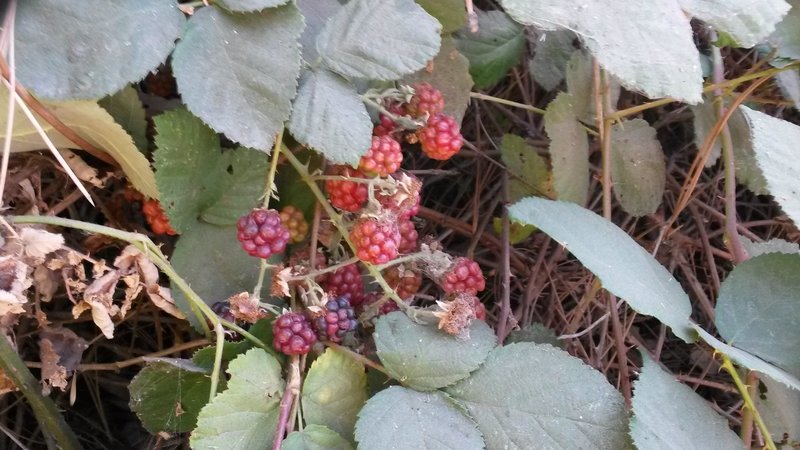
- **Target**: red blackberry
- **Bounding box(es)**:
[397,217,418,254]
[441,257,485,295]
[383,264,422,301]
[279,205,309,244]
[359,135,403,177]
[472,296,487,321]
[373,114,397,137]
[406,83,444,118]
[325,166,369,212]
[272,312,317,355]
[418,113,463,160]
[142,199,177,236]
[313,297,358,343]
[323,263,365,306]
[237,208,291,259]
[350,216,400,265]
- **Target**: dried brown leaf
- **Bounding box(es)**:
[39,338,68,394]
[228,291,265,324]
[33,265,59,302]
[0,257,30,316]
[145,285,185,319]
[19,228,64,260]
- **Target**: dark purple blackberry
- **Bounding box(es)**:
[237,208,291,259]
[272,312,317,355]
[313,297,358,343]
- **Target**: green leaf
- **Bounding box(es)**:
[16,0,184,100]
[565,50,621,121]
[200,148,269,226]
[191,348,284,449]
[192,319,279,370]
[505,323,564,349]
[0,91,157,199]
[694,325,800,391]
[373,312,496,391]
[283,425,354,450]
[500,134,552,202]
[740,106,800,226]
[630,352,744,450]
[297,0,343,63]
[98,85,148,153]
[302,348,367,441]
[715,253,800,372]
[739,237,800,257]
[775,70,800,111]
[355,387,484,450]
[317,0,441,80]
[508,197,696,342]
[288,70,372,166]
[415,0,466,34]
[216,0,289,13]
[544,92,589,205]
[500,0,702,103]
[610,119,666,216]
[173,5,303,151]
[454,10,525,89]
[402,37,474,124]
[446,343,631,449]
[530,30,577,91]
[768,0,800,61]
[492,217,536,245]
[756,377,800,446]
[690,97,723,167]
[171,222,272,330]
[129,360,211,434]
[153,108,225,233]
[730,107,769,194]
[677,0,790,48]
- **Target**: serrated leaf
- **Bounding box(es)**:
[374,312,496,391]
[447,343,631,449]
[98,85,148,153]
[129,360,212,434]
[740,106,800,225]
[530,30,577,91]
[677,0,789,48]
[283,425,354,450]
[297,0,342,63]
[739,236,800,257]
[288,70,372,166]
[153,108,225,232]
[769,0,800,61]
[545,92,589,205]
[715,253,800,372]
[730,107,769,194]
[454,10,525,89]
[500,134,552,202]
[402,37,474,124]
[415,0,466,34]
[200,148,269,226]
[0,90,157,198]
[775,70,800,111]
[694,325,800,391]
[173,5,303,151]
[630,352,744,450]
[16,0,184,100]
[610,119,666,216]
[191,348,284,449]
[756,377,800,446]
[302,349,367,441]
[565,50,621,121]
[505,323,564,348]
[355,387,484,450]
[317,0,441,80]
[216,0,289,13]
[171,222,272,331]
[501,0,702,103]
[508,197,696,342]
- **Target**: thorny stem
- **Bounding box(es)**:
[272,355,300,450]
[720,356,777,450]
[253,130,285,299]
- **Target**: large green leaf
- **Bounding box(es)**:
[0,91,157,199]
[173,5,303,151]
[374,312,496,391]
[16,0,184,100]
[216,0,289,13]
[316,0,441,80]
[530,30,577,91]
[500,134,552,202]
[500,0,702,103]
[677,0,789,48]
[302,349,367,441]
[297,0,342,63]
[283,425,353,450]
[129,360,212,434]
[768,0,800,62]
[544,92,589,205]
[740,106,800,226]
[98,85,148,153]
[630,352,744,450]
[288,69,372,166]
[402,37,474,124]
[415,0,466,34]
[715,253,800,372]
[454,10,525,89]
[171,222,272,330]
[191,348,284,449]
[200,148,269,226]
[354,386,484,450]
[446,343,631,449]
[610,119,666,216]
[508,197,695,342]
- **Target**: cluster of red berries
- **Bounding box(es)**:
[142,199,177,236]
[236,205,310,260]
[272,296,357,355]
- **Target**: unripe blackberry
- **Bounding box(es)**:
[406,83,444,118]
[440,257,485,295]
[142,199,177,236]
[350,216,400,265]
[397,217,418,254]
[279,205,309,243]
[325,166,369,212]
[313,297,357,343]
[359,135,403,177]
[323,263,365,306]
[418,113,463,160]
[383,264,422,301]
[272,312,317,355]
[237,208,290,259]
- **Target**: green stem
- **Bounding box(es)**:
[253,129,285,299]
[720,356,776,450]
[0,335,82,450]
[469,92,546,115]
[209,322,225,401]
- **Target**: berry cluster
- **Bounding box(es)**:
[272,296,358,355]
[142,199,177,236]
[237,208,290,259]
